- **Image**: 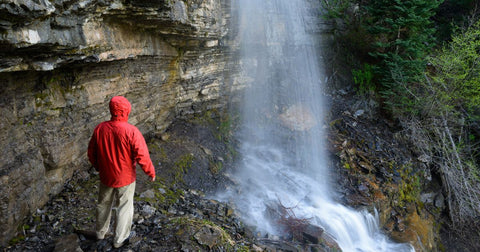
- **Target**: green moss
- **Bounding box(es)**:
[190,109,239,161]
[209,160,223,174]
[158,147,168,161]
[34,74,69,108]
[173,153,194,182]
[147,141,168,162]
[236,245,250,252]
[135,151,193,207]
[388,162,422,207]
[8,235,25,246]
[147,142,161,154]
[190,109,216,125]
[137,180,185,206]
[329,118,342,127]
[189,109,237,142]
[216,114,234,142]
[163,188,184,205]
[168,217,236,250]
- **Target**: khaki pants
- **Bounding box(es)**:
[96,181,136,246]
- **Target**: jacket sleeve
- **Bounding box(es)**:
[132,128,156,178]
[87,131,98,171]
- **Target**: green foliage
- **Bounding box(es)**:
[428,20,480,115]
[363,0,443,112]
[321,0,352,19]
[327,0,480,230]
[402,19,480,227]
[352,63,375,94]
[426,19,480,176]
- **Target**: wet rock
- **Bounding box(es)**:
[301,224,324,244]
[139,189,155,199]
[160,133,171,141]
[193,225,225,249]
[420,192,436,204]
[384,220,395,233]
[354,109,365,118]
[251,244,263,251]
[29,236,42,243]
[201,146,213,156]
[319,232,341,251]
[434,193,445,209]
[140,205,156,219]
[279,104,317,131]
[358,183,369,192]
[391,207,437,251]
[256,238,302,251]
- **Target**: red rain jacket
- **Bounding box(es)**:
[88,96,155,188]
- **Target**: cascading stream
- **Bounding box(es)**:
[219,0,415,251]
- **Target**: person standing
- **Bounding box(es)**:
[88,96,156,248]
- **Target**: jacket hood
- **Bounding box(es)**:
[109,96,131,122]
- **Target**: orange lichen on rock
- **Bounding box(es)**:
[391,205,436,251]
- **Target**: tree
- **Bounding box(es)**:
[364,0,443,113]
[401,19,480,232]
[424,20,480,227]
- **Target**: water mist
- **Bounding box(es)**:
[219,0,415,251]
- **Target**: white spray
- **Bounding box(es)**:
[219,0,415,251]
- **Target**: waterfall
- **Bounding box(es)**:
[220,0,415,251]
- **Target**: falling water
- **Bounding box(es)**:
[220,0,415,251]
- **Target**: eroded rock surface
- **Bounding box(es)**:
[327,90,445,251]
[0,0,239,245]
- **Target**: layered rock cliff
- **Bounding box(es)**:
[0,0,238,245]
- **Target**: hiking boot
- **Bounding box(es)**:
[113,232,142,248]
[113,238,129,249]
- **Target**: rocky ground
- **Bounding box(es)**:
[3,112,340,252]
[4,169,258,252]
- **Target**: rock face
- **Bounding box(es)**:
[0,0,238,245]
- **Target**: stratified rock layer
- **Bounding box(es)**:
[0,0,239,245]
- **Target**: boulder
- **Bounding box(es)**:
[279,104,317,131]
[193,225,225,249]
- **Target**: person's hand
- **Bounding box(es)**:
[150,176,155,182]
